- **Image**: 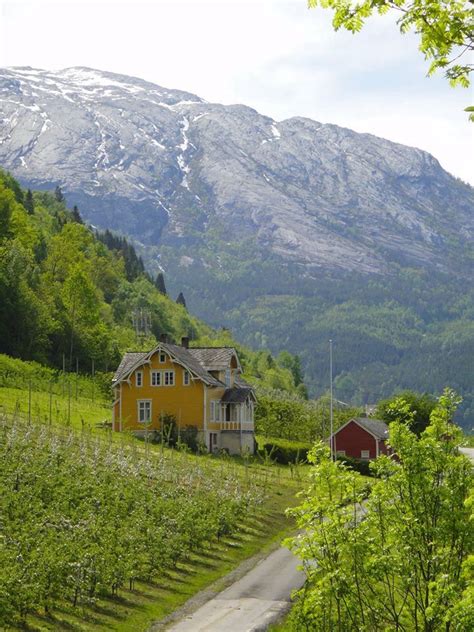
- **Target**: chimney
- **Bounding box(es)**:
[160,333,168,343]
[181,336,189,349]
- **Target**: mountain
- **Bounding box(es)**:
[1,66,473,424]
[1,66,472,273]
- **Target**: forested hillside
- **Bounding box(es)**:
[0,171,301,394]
[159,242,474,428]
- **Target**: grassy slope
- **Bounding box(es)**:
[0,387,110,432]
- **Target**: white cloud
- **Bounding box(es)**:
[1,0,473,183]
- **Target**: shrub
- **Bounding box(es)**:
[149,414,199,453]
[338,455,373,476]
[258,438,310,464]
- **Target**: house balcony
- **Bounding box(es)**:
[210,401,254,432]
[220,420,254,432]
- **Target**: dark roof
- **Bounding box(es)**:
[352,417,389,440]
[113,352,148,383]
[221,387,254,404]
[112,344,252,390]
[188,347,240,371]
[234,375,253,389]
[162,343,223,387]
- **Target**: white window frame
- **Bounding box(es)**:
[336,450,346,457]
[361,450,370,460]
[183,370,191,386]
[150,370,161,386]
[137,400,152,423]
[135,370,143,387]
[211,400,221,422]
[163,370,175,386]
[159,351,166,363]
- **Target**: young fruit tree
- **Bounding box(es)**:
[286,388,474,631]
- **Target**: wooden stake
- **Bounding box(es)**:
[62,353,66,396]
[67,381,71,425]
[28,380,32,424]
[49,381,52,425]
[91,358,95,403]
[160,412,164,457]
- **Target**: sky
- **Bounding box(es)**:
[1,0,473,184]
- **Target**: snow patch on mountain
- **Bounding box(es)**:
[0,65,472,277]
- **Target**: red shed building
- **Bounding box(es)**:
[330,417,389,460]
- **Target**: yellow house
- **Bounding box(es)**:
[112,338,256,454]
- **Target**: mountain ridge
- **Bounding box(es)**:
[1,65,472,278]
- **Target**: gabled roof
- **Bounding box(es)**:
[163,343,223,387]
[113,352,148,383]
[188,347,241,372]
[354,418,389,440]
[334,417,389,441]
[112,343,250,390]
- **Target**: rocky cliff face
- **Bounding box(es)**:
[1,66,472,276]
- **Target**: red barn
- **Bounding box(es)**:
[330,417,389,460]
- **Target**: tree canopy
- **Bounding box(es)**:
[287,388,473,630]
[377,389,437,435]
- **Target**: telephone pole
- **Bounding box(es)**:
[132,309,152,343]
[329,339,334,461]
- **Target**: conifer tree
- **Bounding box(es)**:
[54,185,65,203]
[72,205,83,224]
[155,272,167,295]
[176,292,187,309]
[24,189,35,214]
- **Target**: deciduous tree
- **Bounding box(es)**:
[287,388,473,630]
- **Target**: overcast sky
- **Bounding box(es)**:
[1,0,473,183]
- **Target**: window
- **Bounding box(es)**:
[151,370,161,386]
[135,371,143,387]
[138,400,151,423]
[361,450,370,460]
[336,450,346,457]
[211,400,221,422]
[225,369,231,386]
[183,370,190,386]
[164,370,175,386]
[159,352,166,363]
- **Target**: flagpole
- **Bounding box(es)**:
[329,339,334,461]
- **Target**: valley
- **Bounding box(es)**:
[0,65,473,424]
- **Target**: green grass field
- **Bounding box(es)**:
[0,386,110,432]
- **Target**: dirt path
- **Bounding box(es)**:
[151,543,304,632]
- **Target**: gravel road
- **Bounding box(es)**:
[165,544,304,632]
